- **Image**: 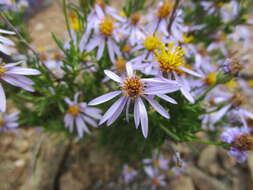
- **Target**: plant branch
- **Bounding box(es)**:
[167,0,181,34]
[0,12,38,56]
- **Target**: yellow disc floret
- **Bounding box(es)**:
[155,42,185,73]
[0,120,6,127]
[68,105,80,116]
[70,11,81,31]
[143,36,162,52]
[99,17,114,37]
[0,65,6,76]
[204,72,217,85]
[131,12,141,25]
[157,1,174,19]
[122,76,144,98]
[115,57,126,73]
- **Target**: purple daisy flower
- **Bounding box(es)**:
[144,166,166,190]
[143,152,169,170]
[221,127,253,163]
[89,62,179,138]
[64,93,102,138]
[0,111,19,133]
[0,61,40,112]
[122,164,138,184]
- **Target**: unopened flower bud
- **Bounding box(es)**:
[232,134,253,151]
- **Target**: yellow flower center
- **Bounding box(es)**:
[204,72,217,85]
[152,177,161,185]
[182,33,194,44]
[0,66,6,76]
[153,160,161,168]
[99,17,114,37]
[157,1,174,18]
[225,79,239,91]
[216,32,227,42]
[68,105,80,116]
[53,52,63,61]
[115,57,126,73]
[143,36,162,52]
[70,11,81,31]
[247,80,253,87]
[232,134,253,151]
[122,76,144,98]
[215,2,225,7]
[122,45,131,53]
[131,12,141,25]
[127,167,134,172]
[0,120,6,127]
[95,0,106,11]
[155,42,185,73]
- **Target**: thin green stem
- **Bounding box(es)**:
[61,0,73,41]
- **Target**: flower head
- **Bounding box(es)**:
[64,93,102,138]
[221,127,252,163]
[99,17,114,36]
[89,63,179,138]
[155,42,185,73]
[0,61,40,112]
[157,1,174,19]
[0,111,19,133]
[143,36,162,52]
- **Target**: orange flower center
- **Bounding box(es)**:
[99,17,114,36]
[122,76,144,98]
[157,1,174,19]
[68,105,80,116]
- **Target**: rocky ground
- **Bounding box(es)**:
[1,0,253,190]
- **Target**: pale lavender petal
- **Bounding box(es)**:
[99,96,125,125]
[180,87,195,104]
[95,4,105,19]
[96,38,105,60]
[138,97,148,138]
[0,83,6,112]
[107,96,127,125]
[228,148,248,163]
[88,91,121,105]
[82,115,98,128]
[144,96,170,119]
[211,104,232,123]
[0,44,10,55]
[125,98,131,122]
[64,97,73,105]
[0,36,15,46]
[134,98,140,128]
[126,62,133,76]
[107,39,115,63]
[0,29,15,34]
[74,92,80,104]
[3,61,23,68]
[86,36,102,52]
[64,114,74,132]
[157,94,177,104]
[6,67,40,75]
[144,85,179,94]
[104,70,122,83]
[83,107,102,119]
[179,66,202,77]
[144,166,155,178]
[76,116,91,137]
[2,75,34,92]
